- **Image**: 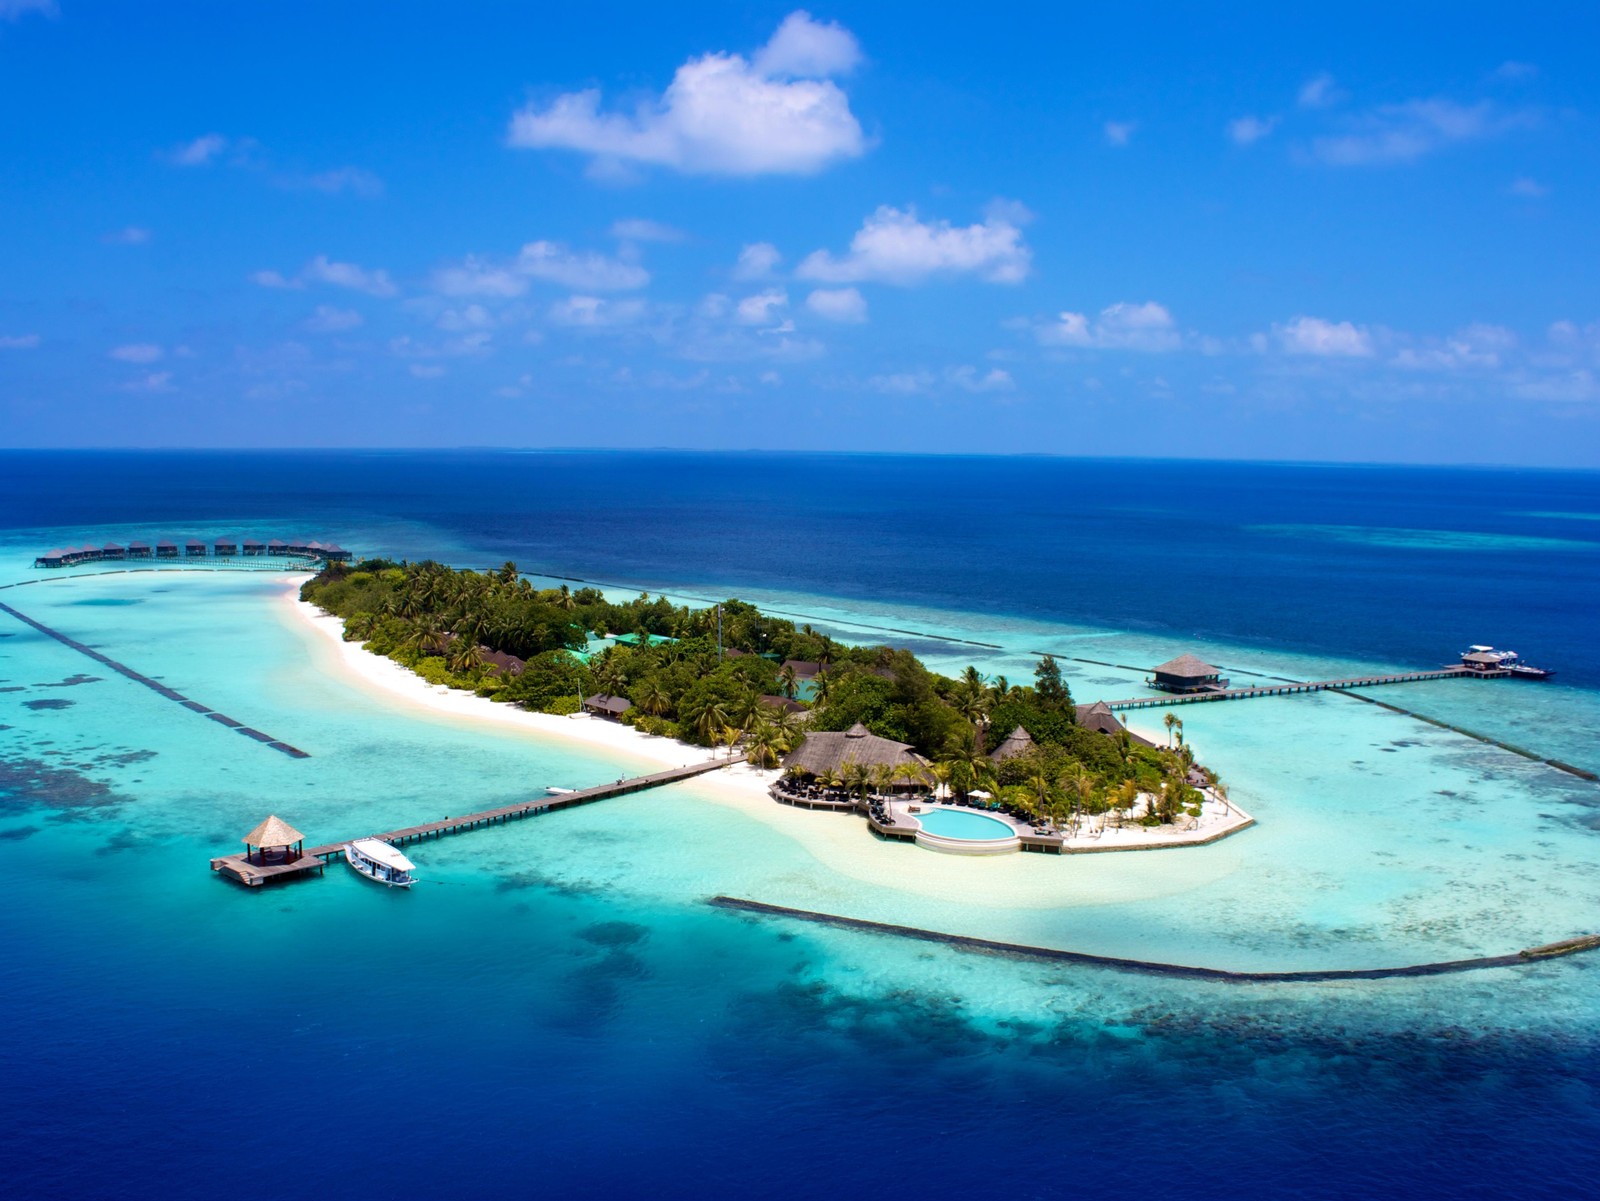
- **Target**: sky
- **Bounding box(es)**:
[1,1,1598,465]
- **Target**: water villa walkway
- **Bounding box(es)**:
[0,598,312,759]
[210,756,745,886]
[1102,666,1478,711]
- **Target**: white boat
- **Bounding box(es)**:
[545,785,576,795]
[344,837,416,888]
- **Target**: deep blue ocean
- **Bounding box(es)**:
[3,450,1600,1199]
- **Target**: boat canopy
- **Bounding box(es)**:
[350,837,414,872]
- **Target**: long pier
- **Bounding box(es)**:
[1104,666,1477,711]
[0,598,311,758]
[210,755,744,886]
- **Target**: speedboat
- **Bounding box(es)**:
[344,837,416,888]
[545,785,577,795]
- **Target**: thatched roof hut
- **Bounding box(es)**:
[783,723,925,778]
[584,694,632,717]
[989,725,1035,762]
[1076,701,1156,747]
[242,814,304,850]
[1150,653,1228,694]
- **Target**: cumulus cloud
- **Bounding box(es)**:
[735,289,788,326]
[797,204,1031,286]
[1103,120,1136,147]
[733,242,782,280]
[304,305,364,333]
[102,226,152,245]
[506,11,867,176]
[868,370,936,395]
[297,166,385,197]
[805,287,867,323]
[436,304,494,331]
[122,371,174,393]
[0,333,40,349]
[1298,72,1344,109]
[948,365,1014,392]
[1275,315,1374,357]
[548,295,648,327]
[1039,301,1181,352]
[109,343,163,364]
[1228,115,1277,145]
[1311,99,1533,166]
[255,256,397,297]
[169,133,229,166]
[1392,323,1515,370]
[610,218,684,243]
[434,242,647,298]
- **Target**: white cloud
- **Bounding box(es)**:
[102,226,152,245]
[868,370,936,395]
[1103,120,1136,147]
[122,371,173,393]
[409,364,446,379]
[1039,301,1181,352]
[797,204,1031,286]
[518,241,649,290]
[805,287,867,323]
[948,365,1013,392]
[1392,323,1515,370]
[1228,115,1277,146]
[1492,61,1538,83]
[1511,370,1598,403]
[437,304,494,331]
[170,133,229,166]
[304,254,398,297]
[506,12,867,176]
[733,242,782,280]
[1311,99,1532,166]
[1276,315,1374,357]
[305,305,364,333]
[548,295,647,327]
[109,343,163,364]
[433,256,525,298]
[735,289,788,326]
[0,333,40,349]
[610,218,684,243]
[753,10,862,77]
[1298,72,1344,109]
[1509,176,1549,198]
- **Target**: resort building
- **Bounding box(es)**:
[1075,701,1156,746]
[781,722,926,780]
[584,694,633,719]
[155,540,178,559]
[1148,653,1230,694]
[781,659,824,681]
[759,695,807,715]
[185,539,207,557]
[128,540,152,559]
[214,538,237,556]
[480,649,525,677]
[990,725,1035,762]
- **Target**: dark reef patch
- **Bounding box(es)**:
[71,597,142,607]
[23,698,75,711]
[577,920,649,948]
[37,674,102,688]
[0,752,124,815]
[0,825,41,841]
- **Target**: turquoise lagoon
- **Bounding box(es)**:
[4,453,1600,1198]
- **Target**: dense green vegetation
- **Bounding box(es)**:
[302,559,1211,826]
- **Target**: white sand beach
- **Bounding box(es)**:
[283,585,1253,908]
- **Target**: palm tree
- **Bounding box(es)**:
[1065,765,1097,834]
[636,677,672,718]
[685,698,731,746]
[744,719,786,769]
[346,611,377,642]
[1163,711,1177,748]
[777,663,799,699]
[731,689,765,732]
[924,759,954,800]
[810,668,832,705]
[869,763,895,799]
[497,561,519,586]
[841,761,871,800]
[448,639,485,676]
[1214,780,1231,815]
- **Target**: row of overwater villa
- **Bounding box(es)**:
[33,537,353,569]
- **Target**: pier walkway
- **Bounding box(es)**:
[211,755,744,886]
[1103,666,1478,711]
[0,597,311,758]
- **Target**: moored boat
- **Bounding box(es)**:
[344,837,416,888]
[1460,645,1554,680]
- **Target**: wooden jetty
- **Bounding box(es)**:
[210,756,744,887]
[1104,666,1481,711]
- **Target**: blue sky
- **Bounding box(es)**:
[2,2,1597,464]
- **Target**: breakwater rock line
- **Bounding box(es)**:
[709,896,1600,984]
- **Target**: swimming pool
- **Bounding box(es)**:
[912,806,1017,841]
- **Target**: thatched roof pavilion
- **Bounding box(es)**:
[241,814,305,864]
[1076,701,1155,747]
[1150,653,1228,694]
[584,693,632,718]
[989,725,1035,762]
[783,723,925,778]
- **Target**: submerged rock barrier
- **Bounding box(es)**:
[709,896,1600,984]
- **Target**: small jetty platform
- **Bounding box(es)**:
[1104,666,1477,711]
[210,756,743,886]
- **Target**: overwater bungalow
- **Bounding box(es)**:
[782,722,926,780]
[584,693,633,719]
[185,539,207,557]
[34,549,65,568]
[214,537,238,556]
[322,543,352,563]
[989,725,1035,762]
[155,539,179,559]
[242,538,266,556]
[128,540,153,559]
[1149,653,1229,694]
[101,542,126,560]
[267,538,288,556]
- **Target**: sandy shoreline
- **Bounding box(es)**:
[284,586,1252,907]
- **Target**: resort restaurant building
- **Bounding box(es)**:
[782,722,927,782]
[583,694,633,719]
[989,725,1035,762]
[1075,700,1155,746]
[1148,653,1230,694]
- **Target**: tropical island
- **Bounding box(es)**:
[300,558,1244,853]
